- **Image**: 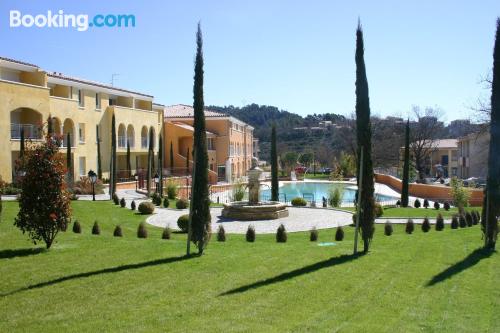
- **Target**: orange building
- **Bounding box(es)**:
[164,104,254,183]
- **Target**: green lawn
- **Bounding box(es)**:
[0,201,498,332]
[304,173,331,180]
[341,206,482,219]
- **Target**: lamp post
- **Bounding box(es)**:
[134,173,138,191]
[88,169,97,201]
[154,173,159,194]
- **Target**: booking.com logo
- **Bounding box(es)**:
[9,10,136,32]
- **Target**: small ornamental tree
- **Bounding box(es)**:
[422,217,431,232]
[14,126,71,249]
[434,201,440,210]
[435,213,445,231]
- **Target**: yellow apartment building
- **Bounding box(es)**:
[164,104,254,183]
[0,56,163,183]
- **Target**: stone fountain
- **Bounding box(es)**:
[221,158,289,220]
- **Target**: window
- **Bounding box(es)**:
[78,123,85,143]
[79,157,86,176]
[109,98,116,106]
[78,89,84,107]
[95,93,101,109]
[207,138,215,150]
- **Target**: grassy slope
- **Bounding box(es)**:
[0,201,498,332]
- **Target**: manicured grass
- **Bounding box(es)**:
[0,201,498,332]
[341,206,482,218]
[304,173,331,180]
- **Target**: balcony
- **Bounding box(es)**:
[11,123,41,140]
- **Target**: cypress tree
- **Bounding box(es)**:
[96,125,102,179]
[126,139,131,178]
[484,18,500,250]
[158,134,163,196]
[401,119,410,207]
[186,147,190,175]
[355,21,375,253]
[66,132,72,188]
[189,23,211,255]
[20,127,25,159]
[170,141,174,174]
[271,124,279,201]
[146,128,153,194]
[110,113,117,198]
[47,115,53,137]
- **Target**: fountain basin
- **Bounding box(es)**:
[221,201,289,220]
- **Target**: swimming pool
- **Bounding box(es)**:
[260,182,398,205]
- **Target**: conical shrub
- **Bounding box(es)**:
[131,200,136,210]
[120,198,126,208]
[451,215,459,229]
[421,217,431,232]
[163,197,170,208]
[246,225,255,242]
[137,222,148,238]
[465,212,473,227]
[276,224,287,243]
[459,214,467,228]
[434,201,440,210]
[423,199,429,209]
[472,210,479,225]
[414,199,421,208]
[92,221,100,235]
[113,225,123,237]
[405,219,414,234]
[217,225,226,242]
[335,226,344,241]
[73,220,82,234]
[112,193,119,205]
[435,213,444,231]
[310,227,318,241]
[162,226,171,240]
[384,221,393,236]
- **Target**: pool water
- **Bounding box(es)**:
[260,182,397,204]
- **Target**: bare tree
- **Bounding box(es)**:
[409,106,444,181]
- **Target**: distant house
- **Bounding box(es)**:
[457,131,489,179]
[400,139,458,178]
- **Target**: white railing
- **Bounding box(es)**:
[11,123,41,139]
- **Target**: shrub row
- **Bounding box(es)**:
[71,220,172,240]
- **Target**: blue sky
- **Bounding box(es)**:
[0,1,498,122]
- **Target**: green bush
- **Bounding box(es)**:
[451,215,459,229]
[422,217,431,232]
[328,186,343,207]
[423,199,429,209]
[92,221,100,235]
[73,220,82,234]
[434,201,440,210]
[310,227,318,241]
[374,203,384,218]
[163,197,170,208]
[162,226,171,240]
[167,183,178,200]
[232,182,246,202]
[138,202,155,214]
[435,213,444,231]
[384,221,393,236]
[405,219,414,234]
[176,198,188,209]
[137,222,148,238]
[459,214,467,228]
[291,197,307,207]
[246,225,256,242]
[217,225,226,242]
[276,224,287,243]
[472,210,479,225]
[465,212,473,227]
[120,197,126,208]
[151,193,162,206]
[113,225,123,237]
[335,226,344,241]
[177,214,189,233]
[130,200,136,210]
[414,199,421,208]
[444,202,451,211]
[112,193,119,205]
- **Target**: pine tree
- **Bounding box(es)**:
[188,23,211,255]
[170,141,174,174]
[401,119,410,207]
[484,18,500,250]
[271,124,279,201]
[110,113,117,198]
[96,125,102,179]
[355,21,375,253]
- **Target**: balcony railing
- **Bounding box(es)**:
[11,123,41,140]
